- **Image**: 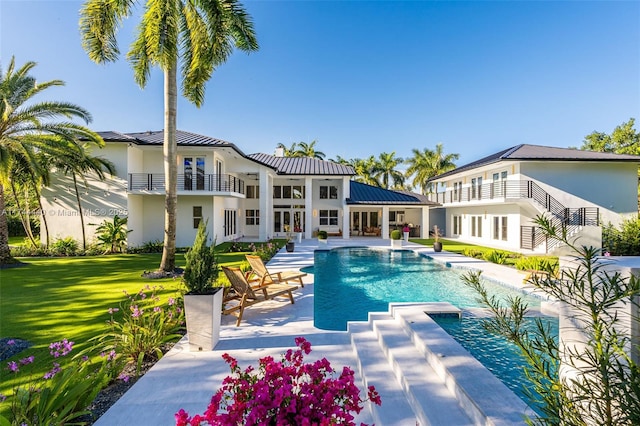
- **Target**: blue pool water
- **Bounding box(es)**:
[311,247,558,412]
[434,315,558,413]
[312,247,543,331]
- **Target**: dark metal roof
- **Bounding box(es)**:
[247,153,355,176]
[428,144,640,181]
[347,181,435,205]
[98,129,243,150]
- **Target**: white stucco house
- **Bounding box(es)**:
[426,144,640,254]
[41,130,435,248]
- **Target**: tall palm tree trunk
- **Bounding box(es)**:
[160,64,178,272]
[0,184,15,264]
[33,183,50,247]
[8,179,37,247]
[72,174,87,250]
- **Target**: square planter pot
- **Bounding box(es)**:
[184,287,223,351]
[391,239,403,249]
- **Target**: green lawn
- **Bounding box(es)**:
[0,247,266,416]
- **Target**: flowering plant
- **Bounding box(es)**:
[102,285,184,376]
[1,338,119,424]
[175,337,381,425]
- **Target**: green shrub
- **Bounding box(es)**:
[93,215,132,254]
[317,230,328,240]
[515,256,559,274]
[183,221,218,294]
[461,248,484,259]
[482,250,508,264]
[602,216,640,256]
[50,237,79,256]
[390,230,402,240]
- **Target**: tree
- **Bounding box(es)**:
[580,118,640,205]
[80,0,258,272]
[293,140,325,160]
[372,151,404,190]
[48,142,116,251]
[351,156,381,186]
[580,118,640,155]
[405,143,459,194]
[0,57,102,265]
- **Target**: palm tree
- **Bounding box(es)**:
[48,142,116,250]
[372,152,404,190]
[405,143,459,194]
[276,142,298,157]
[0,57,102,265]
[351,156,381,186]
[293,140,325,160]
[80,0,258,272]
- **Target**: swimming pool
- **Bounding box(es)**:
[312,247,543,331]
[434,314,557,414]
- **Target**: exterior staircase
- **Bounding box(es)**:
[517,180,599,253]
[347,303,533,425]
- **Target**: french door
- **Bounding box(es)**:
[273,208,305,236]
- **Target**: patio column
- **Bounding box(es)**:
[258,169,271,241]
[381,206,390,239]
[305,176,313,239]
[421,206,430,238]
[342,176,351,239]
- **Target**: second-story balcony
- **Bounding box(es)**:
[128,173,245,196]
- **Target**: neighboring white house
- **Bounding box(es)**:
[426,144,640,254]
[40,130,435,248]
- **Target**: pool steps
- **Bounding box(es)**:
[348,303,533,426]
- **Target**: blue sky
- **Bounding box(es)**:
[1,0,639,166]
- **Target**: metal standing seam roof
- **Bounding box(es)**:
[247,153,356,176]
[428,144,640,182]
[347,181,436,205]
[97,130,354,176]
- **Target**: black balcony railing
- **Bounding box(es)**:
[128,173,245,194]
[427,179,600,252]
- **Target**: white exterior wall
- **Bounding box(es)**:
[445,204,523,252]
[521,161,638,224]
[40,143,128,247]
[310,178,344,234]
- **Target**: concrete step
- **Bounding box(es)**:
[349,319,419,425]
[391,305,533,426]
[372,318,474,425]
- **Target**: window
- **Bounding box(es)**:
[273,185,303,199]
[471,177,483,200]
[293,185,304,199]
[453,181,462,202]
[193,206,203,228]
[319,209,339,226]
[246,185,259,199]
[320,185,338,200]
[224,209,237,237]
[282,185,292,199]
[501,217,508,241]
[493,216,508,240]
[471,216,482,237]
[245,209,259,225]
[452,215,462,235]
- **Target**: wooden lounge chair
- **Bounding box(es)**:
[221,266,296,326]
[245,255,307,288]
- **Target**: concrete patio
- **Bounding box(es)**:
[95,238,548,425]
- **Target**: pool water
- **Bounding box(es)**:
[312,247,543,331]
[434,315,558,414]
[311,247,558,412]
